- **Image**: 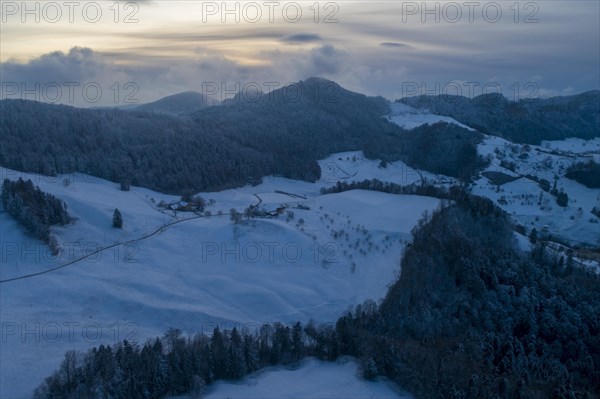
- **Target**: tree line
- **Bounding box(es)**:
[33,321,340,399]
[319,177,469,201]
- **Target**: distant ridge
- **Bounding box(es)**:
[399,90,600,144]
[1,79,599,194]
[134,91,217,116]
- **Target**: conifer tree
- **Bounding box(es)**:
[113,208,123,228]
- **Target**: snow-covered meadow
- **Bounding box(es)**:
[0,152,441,398]
[201,357,408,399]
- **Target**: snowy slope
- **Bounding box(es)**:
[541,137,600,155]
[387,102,474,130]
[318,151,457,187]
[387,104,599,259]
[474,136,600,248]
[0,156,441,398]
[387,102,599,247]
[201,357,408,399]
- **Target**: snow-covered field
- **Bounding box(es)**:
[387,102,474,131]
[540,137,600,155]
[0,155,441,398]
[201,357,408,399]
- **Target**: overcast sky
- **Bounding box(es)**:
[1,1,598,106]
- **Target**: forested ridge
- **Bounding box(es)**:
[344,195,600,398]
[0,99,287,194]
[2,78,486,194]
[3,81,599,195]
[133,91,216,116]
[399,91,600,144]
[36,193,600,398]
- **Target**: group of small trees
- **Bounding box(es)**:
[2,178,125,237]
[550,183,569,207]
[180,193,206,212]
[556,190,569,207]
[229,208,242,224]
[229,206,266,223]
[1,178,70,251]
[565,160,600,188]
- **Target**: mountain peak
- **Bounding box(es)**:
[303,76,336,85]
[301,77,341,90]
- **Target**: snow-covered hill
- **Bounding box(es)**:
[386,105,600,250]
[387,102,474,130]
[0,155,442,398]
[473,136,600,248]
